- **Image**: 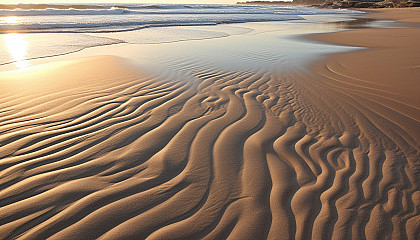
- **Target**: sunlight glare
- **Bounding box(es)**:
[4,33,30,69]
[1,16,21,24]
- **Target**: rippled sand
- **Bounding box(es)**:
[0,9,419,240]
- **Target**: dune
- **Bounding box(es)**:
[0,8,419,240]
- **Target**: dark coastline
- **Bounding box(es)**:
[237,0,420,8]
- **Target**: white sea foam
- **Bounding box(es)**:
[0,5,361,34]
[0,8,129,16]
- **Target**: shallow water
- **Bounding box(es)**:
[0,17,363,72]
[0,5,362,69]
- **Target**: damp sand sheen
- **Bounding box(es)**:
[0,6,419,240]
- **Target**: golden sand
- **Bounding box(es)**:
[0,8,419,240]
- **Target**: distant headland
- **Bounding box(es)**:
[237,0,420,8]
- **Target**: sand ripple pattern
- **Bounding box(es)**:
[0,60,419,239]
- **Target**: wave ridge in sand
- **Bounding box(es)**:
[0,53,418,239]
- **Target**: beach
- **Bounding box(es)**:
[0,6,419,240]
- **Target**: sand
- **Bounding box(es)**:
[0,8,419,240]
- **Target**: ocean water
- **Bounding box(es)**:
[0,4,359,33]
[0,4,361,68]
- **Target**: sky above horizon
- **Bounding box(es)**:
[0,0,240,4]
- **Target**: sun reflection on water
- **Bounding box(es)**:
[3,33,30,69]
[1,16,21,24]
